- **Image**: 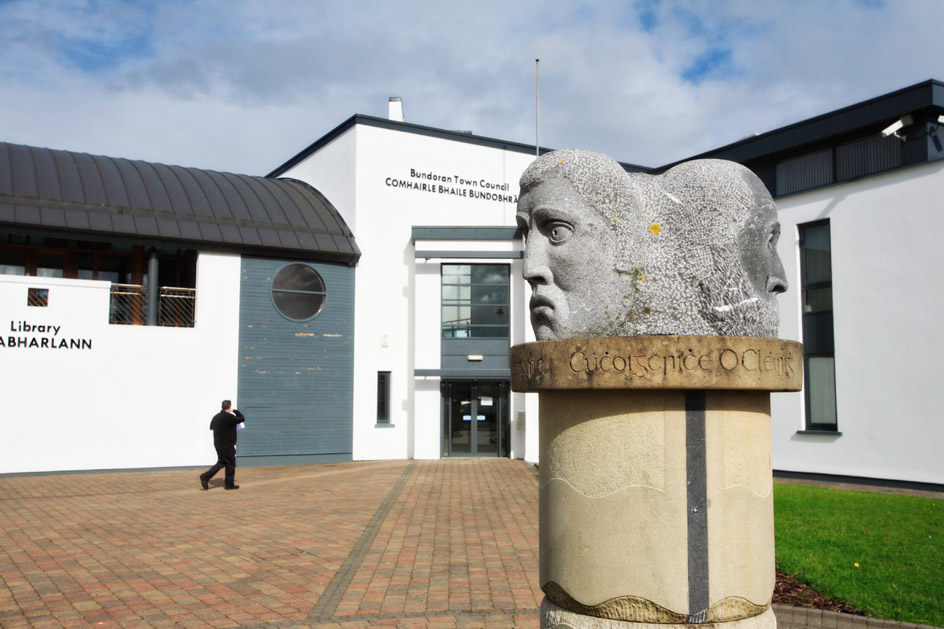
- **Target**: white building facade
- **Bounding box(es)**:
[2,81,942,486]
[0,147,359,475]
[1,254,241,474]
[689,80,944,486]
[274,119,545,462]
[771,160,944,484]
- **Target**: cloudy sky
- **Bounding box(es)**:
[2,0,942,175]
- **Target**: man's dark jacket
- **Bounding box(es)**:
[209,410,245,447]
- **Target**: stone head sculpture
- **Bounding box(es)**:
[660,159,787,337]
[516,149,652,340]
[518,151,787,340]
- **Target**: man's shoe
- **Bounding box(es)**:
[225,484,240,490]
[199,475,209,490]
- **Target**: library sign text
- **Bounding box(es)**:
[384,168,518,204]
[2,321,93,350]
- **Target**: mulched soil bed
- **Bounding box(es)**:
[774,569,866,615]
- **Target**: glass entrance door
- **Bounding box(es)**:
[443,381,508,457]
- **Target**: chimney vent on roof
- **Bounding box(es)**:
[389,97,404,122]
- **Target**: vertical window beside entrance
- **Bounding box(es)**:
[441,265,510,338]
[799,221,837,430]
[377,371,391,425]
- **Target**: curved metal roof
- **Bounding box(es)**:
[0,141,359,265]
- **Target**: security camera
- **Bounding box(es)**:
[932,115,944,137]
[881,120,904,137]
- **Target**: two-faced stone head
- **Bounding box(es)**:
[517,152,788,340]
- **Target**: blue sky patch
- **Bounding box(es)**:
[57,30,152,74]
[682,46,733,85]
[634,0,659,32]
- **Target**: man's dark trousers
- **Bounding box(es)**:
[205,445,237,487]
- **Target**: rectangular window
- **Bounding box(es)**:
[36,253,64,278]
[441,264,510,338]
[376,371,391,425]
[27,287,49,307]
[0,249,26,275]
[799,221,837,430]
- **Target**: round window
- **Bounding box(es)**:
[272,264,326,320]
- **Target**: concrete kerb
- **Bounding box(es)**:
[773,605,942,629]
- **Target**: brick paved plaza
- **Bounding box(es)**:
[0,459,542,628]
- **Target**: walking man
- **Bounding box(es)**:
[200,400,245,490]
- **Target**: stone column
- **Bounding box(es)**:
[510,335,802,629]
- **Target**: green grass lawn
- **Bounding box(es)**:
[773,483,944,627]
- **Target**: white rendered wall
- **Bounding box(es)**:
[0,252,241,474]
[283,124,540,462]
[771,161,944,484]
[411,253,526,460]
[515,258,541,463]
[280,128,358,234]
[413,257,442,459]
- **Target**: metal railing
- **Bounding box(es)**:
[109,284,147,325]
[109,285,195,327]
[158,287,195,327]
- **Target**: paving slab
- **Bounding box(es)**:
[2,460,938,628]
[0,459,542,628]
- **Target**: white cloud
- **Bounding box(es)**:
[1,0,942,174]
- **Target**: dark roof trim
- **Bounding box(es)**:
[412,226,521,240]
[3,223,352,265]
[662,79,944,169]
[414,368,511,379]
[414,250,523,260]
[0,142,360,265]
[267,114,650,178]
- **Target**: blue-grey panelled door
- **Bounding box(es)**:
[237,257,354,458]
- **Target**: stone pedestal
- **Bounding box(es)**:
[510,336,802,629]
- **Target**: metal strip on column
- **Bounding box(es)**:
[685,391,709,623]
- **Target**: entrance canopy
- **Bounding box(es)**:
[0,141,359,265]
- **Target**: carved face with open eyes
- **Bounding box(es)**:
[516,174,632,340]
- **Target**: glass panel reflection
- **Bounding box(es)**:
[273,264,325,292]
[273,291,324,320]
[803,287,833,313]
[0,250,26,276]
[472,266,508,284]
[449,383,472,454]
[801,224,832,284]
[441,264,509,338]
[807,356,837,427]
[475,384,499,454]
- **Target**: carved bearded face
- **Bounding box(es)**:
[516,174,633,340]
[692,168,788,337]
[739,173,788,304]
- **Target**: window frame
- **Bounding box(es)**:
[270,263,327,322]
[376,371,392,426]
[798,220,839,432]
[440,263,510,339]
